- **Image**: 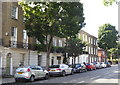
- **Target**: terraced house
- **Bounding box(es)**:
[78,30,98,63]
[1,2,65,76]
[69,30,98,64]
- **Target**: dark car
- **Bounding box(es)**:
[70,64,87,73]
[106,62,111,67]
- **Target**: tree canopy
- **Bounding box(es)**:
[64,37,86,64]
[103,0,116,6]
[19,1,85,68]
[98,23,118,51]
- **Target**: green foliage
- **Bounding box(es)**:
[65,37,86,57]
[108,48,118,59]
[35,44,65,53]
[19,1,85,68]
[19,1,85,44]
[103,0,116,6]
[35,44,47,52]
[98,23,118,51]
[51,46,65,53]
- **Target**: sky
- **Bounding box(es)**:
[80,0,118,38]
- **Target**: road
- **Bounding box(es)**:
[2,64,119,85]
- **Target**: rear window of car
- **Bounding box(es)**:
[49,65,60,68]
[86,64,90,65]
[75,64,81,67]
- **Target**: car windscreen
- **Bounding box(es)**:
[49,65,60,68]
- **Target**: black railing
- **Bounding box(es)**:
[7,40,37,50]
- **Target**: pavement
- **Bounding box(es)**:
[1,77,15,84]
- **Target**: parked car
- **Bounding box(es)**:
[92,62,102,69]
[14,66,49,82]
[70,63,87,73]
[86,63,96,71]
[48,64,74,77]
[100,62,107,68]
[106,62,111,67]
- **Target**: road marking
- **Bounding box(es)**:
[92,79,118,83]
[78,81,85,83]
[90,76,100,79]
[63,82,68,83]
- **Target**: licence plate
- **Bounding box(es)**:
[18,72,23,74]
[51,70,55,71]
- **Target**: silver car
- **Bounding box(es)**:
[14,66,49,82]
[48,64,74,77]
[100,62,107,68]
[92,62,102,69]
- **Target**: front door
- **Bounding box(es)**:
[6,53,12,75]
[6,53,11,75]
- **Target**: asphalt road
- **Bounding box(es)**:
[2,64,119,85]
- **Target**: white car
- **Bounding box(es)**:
[48,64,74,76]
[14,66,49,82]
[100,62,107,68]
[92,62,102,69]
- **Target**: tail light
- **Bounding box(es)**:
[56,69,61,70]
[27,68,31,72]
[48,69,50,71]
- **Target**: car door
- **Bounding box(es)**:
[36,66,45,78]
[66,65,71,74]
[30,66,38,78]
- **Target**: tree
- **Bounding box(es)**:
[19,1,85,69]
[103,0,116,6]
[108,48,118,59]
[98,23,118,53]
[64,37,86,64]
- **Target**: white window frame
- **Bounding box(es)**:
[11,6,18,19]
[59,40,62,47]
[11,27,17,38]
[91,38,93,44]
[23,30,28,49]
[53,37,57,46]
[89,37,91,43]
[23,30,27,40]
[11,27,17,48]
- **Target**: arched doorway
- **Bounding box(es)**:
[6,53,12,75]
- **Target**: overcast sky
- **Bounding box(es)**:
[80,0,118,38]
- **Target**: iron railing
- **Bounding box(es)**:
[2,39,37,50]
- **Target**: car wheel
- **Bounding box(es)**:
[44,74,49,80]
[79,69,82,73]
[62,71,66,77]
[90,68,93,71]
[81,69,84,73]
[71,70,74,75]
[29,76,35,82]
[85,69,87,72]
[15,79,19,82]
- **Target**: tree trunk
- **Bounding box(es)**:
[46,35,53,70]
[74,56,76,64]
[72,56,74,65]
